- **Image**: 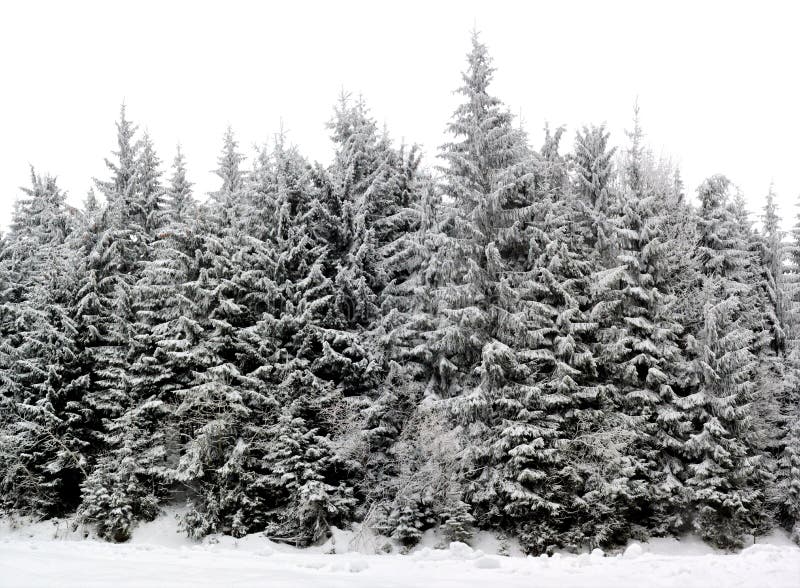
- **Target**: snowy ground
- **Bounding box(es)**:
[1,513,799,588]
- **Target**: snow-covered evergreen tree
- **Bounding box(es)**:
[588,110,690,540]
[427,32,564,549]
[777,189,800,541]
[0,37,796,551]
[236,137,361,542]
[75,106,176,536]
[78,145,193,539]
[170,128,264,537]
[681,175,768,548]
[0,170,82,517]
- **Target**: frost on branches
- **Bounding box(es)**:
[0,33,798,554]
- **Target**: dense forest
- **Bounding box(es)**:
[1,33,799,554]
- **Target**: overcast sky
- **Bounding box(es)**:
[1,0,798,229]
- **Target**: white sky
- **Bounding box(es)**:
[1,0,798,230]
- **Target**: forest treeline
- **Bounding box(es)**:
[1,33,799,553]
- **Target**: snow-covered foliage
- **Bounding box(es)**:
[1,33,798,555]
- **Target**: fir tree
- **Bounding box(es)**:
[74,106,166,531]
[441,499,475,543]
[0,170,82,516]
[681,175,768,548]
[589,111,689,539]
[79,147,194,539]
[0,37,796,551]
[778,189,800,541]
[432,32,551,547]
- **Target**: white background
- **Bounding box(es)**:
[1,0,797,228]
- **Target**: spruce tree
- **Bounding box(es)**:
[79,145,190,540]
[778,189,800,541]
[681,175,768,548]
[370,178,453,535]
[431,32,554,548]
[538,124,629,549]
[590,110,689,539]
[237,137,359,542]
[172,128,262,537]
[75,106,169,535]
[0,170,82,517]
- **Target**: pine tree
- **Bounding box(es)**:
[261,413,356,543]
[368,178,453,530]
[589,110,690,540]
[79,146,191,539]
[758,184,786,351]
[778,189,800,541]
[326,97,427,434]
[778,348,800,542]
[681,175,768,548]
[495,124,635,550]
[572,125,617,265]
[75,106,167,533]
[78,397,170,541]
[324,96,420,411]
[129,145,197,405]
[683,289,763,548]
[441,499,475,543]
[172,128,262,537]
[0,170,82,517]
[236,138,360,542]
[431,32,556,547]
[389,500,424,547]
[137,131,166,236]
[81,103,147,422]
[211,126,246,219]
[748,185,788,526]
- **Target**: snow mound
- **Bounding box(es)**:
[740,543,788,563]
[575,552,591,567]
[348,558,369,573]
[129,507,190,548]
[635,535,716,556]
[474,555,501,569]
[449,541,477,559]
[411,542,494,562]
[470,531,525,557]
[623,543,643,559]
[411,546,449,561]
[0,516,89,542]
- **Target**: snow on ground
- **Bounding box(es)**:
[1,513,798,588]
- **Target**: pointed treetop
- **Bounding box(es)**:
[673,167,685,202]
[328,91,376,147]
[574,124,616,209]
[84,188,99,214]
[12,167,68,239]
[95,103,140,206]
[171,144,190,186]
[440,31,524,207]
[763,182,780,238]
[212,126,245,205]
[167,144,194,220]
[460,30,497,107]
[20,165,63,204]
[624,98,646,196]
[137,132,162,192]
[113,103,139,175]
